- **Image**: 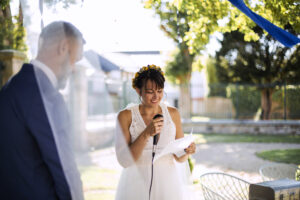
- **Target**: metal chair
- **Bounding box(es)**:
[259,163,298,181]
[199,172,251,200]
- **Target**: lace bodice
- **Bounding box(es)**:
[126,103,176,154]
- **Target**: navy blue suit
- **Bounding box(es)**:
[0,64,74,199]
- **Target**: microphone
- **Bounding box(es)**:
[152,114,163,145]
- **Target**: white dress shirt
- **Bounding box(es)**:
[30,59,58,89]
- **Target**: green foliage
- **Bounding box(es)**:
[208,84,227,98]
[0,0,10,9]
[206,57,226,97]
[0,1,27,52]
[256,149,300,165]
[227,85,261,119]
[214,27,300,119]
[287,87,300,119]
[173,0,300,52]
[165,47,194,84]
[0,15,13,50]
[296,166,300,181]
[144,0,197,83]
[188,156,195,173]
[1,0,78,52]
[215,28,300,85]
[12,16,27,52]
[272,86,300,119]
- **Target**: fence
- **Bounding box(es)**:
[191,83,300,120]
[103,81,300,120]
[113,82,300,120]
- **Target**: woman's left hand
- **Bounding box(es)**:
[184,142,196,155]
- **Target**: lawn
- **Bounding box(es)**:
[84,192,114,200]
[256,149,300,165]
[189,133,300,165]
[190,133,300,144]
[79,166,119,200]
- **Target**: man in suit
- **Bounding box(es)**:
[0,21,85,200]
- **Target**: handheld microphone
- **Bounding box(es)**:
[152,114,163,145]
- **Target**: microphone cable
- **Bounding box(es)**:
[149,114,163,200]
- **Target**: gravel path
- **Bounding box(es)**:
[192,143,300,183]
[79,142,300,199]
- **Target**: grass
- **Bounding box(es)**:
[188,133,300,165]
[256,149,300,165]
[79,166,118,200]
[84,192,114,200]
[79,166,119,190]
[189,133,300,144]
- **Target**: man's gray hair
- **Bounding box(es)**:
[38,21,85,49]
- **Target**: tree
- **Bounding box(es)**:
[144,0,202,118]
[205,56,227,97]
[0,0,78,52]
[175,0,300,53]
[146,0,299,120]
[0,0,26,51]
[215,27,300,119]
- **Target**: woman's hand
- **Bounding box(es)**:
[184,142,196,155]
[174,142,196,163]
[145,116,164,137]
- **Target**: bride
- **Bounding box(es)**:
[115,64,196,200]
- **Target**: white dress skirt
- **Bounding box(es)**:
[115,103,192,200]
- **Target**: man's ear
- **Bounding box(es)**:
[58,39,69,55]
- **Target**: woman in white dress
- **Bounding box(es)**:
[115,64,196,200]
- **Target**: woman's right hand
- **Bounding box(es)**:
[145,116,164,137]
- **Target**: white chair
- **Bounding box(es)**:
[259,163,298,181]
[199,172,251,200]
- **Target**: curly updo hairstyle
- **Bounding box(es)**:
[132,64,165,90]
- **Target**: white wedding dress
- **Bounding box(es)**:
[115,103,191,200]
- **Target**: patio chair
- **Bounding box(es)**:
[199,172,251,200]
[259,163,298,181]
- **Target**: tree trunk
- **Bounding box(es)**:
[0,3,13,49]
[179,83,191,119]
[18,2,23,26]
[261,88,273,120]
[178,47,194,119]
[3,4,13,46]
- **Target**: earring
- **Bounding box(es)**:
[162,91,167,103]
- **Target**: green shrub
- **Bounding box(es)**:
[272,86,300,119]
[287,88,300,119]
[227,85,261,119]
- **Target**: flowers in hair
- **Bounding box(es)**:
[132,64,164,89]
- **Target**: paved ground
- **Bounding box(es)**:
[78,142,300,199]
[192,143,300,183]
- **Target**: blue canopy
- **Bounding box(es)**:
[228,0,300,47]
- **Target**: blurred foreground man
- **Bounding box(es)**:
[0,21,85,200]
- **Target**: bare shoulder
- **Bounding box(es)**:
[118,109,132,124]
[167,106,180,119]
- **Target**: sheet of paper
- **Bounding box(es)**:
[153,130,194,163]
